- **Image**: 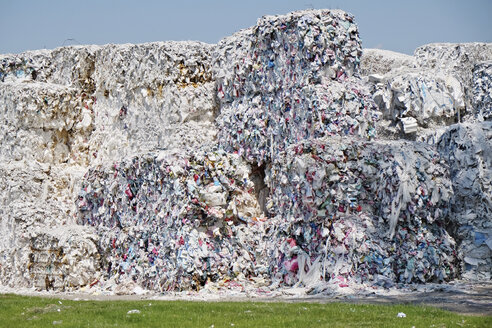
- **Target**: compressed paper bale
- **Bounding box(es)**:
[414,43,492,114]
[77,149,269,291]
[22,225,100,290]
[214,9,362,103]
[360,48,416,76]
[217,77,380,164]
[94,42,214,93]
[437,122,492,280]
[267,138,453,236]
[268,213,399,288]
[0,46,98,91]
[0,83,94,290]
[0,80,94,274]
[88,42,218,164]
[370,69,465,132]
[472,61,492,120]
[88,97,218,165]
[0,159,79,288]
[0,159,96,290]
[92,42,216,123]
[0,82,94,165]
[265,137,457,287]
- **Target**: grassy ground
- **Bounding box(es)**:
[0,294,490,327]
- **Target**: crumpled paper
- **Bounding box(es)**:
[414,43,492,113]
[77,149,269,291]
[214,9,379,164]
[472,61,492,120]
[265,137,457,288]
[437,122,492,280]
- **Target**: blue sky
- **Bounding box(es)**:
[1,0,490,55]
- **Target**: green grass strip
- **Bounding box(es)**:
[0,294,490,327]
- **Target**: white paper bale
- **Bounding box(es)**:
[414,43,492,114]
[360,48,416,76]
[0,46,98,90]
[23,226,100,290]
[370,69,465,134]
[0,158,94,289]
[0,82,94,165]
[89,42,218,165]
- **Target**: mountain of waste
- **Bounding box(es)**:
[1,9,491,294]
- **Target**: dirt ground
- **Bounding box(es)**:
[315,282,492,316]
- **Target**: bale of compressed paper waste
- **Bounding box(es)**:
[0,46,98,91]
[472,61,492,120]
[369,69,465,136]
[25,226,100,290]
[89,42,218,165]
[437,122,492,280]
[265,137,458,287]
[0,79,97,289]
[360,49,416,76]
[414,43,492,114]
[214,9,363,103]
[0,81,94,165]
[77,149,269,291]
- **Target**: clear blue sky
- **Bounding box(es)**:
[1,0,490,55]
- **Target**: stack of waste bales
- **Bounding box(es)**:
[214,10,380,164]
[1,8,491,294]
[0,49,98,289]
